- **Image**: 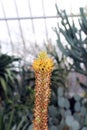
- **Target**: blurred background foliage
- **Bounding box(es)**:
[1,5,87,130]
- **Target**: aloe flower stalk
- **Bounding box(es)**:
[32,51,53,130]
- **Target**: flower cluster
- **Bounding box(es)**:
[32,51,53,73]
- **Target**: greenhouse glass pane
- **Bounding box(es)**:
[43,0,57,16]
[29,0,43,16]
[1,0,17,17]
[15,0,31,17]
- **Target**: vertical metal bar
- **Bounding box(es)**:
[41,0,48,40]
[14,0,26,53]
[55,0,58,4]
[1,0,14,53]
[28,0,37,45]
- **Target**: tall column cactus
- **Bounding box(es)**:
[32,51,53,130]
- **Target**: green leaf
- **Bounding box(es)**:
[11,125,17,130]
[7,109,14,130]
[5,69,14,82]
[16,116,26,130]
[0,108,4,130]
[0,76,7,95]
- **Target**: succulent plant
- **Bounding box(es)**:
[71,120,80,130]
[57,87,64,97]
[82,127,87,130]
[65,115,74,127]
[74,101,81,112]
[54,5,87,93]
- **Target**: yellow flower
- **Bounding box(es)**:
[32,51,53,73]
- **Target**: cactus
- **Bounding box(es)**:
[55,5,87,91]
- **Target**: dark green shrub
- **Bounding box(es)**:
[0,53,20,100]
